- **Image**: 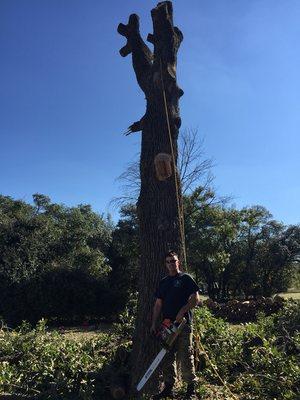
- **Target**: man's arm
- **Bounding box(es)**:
[150,298,162,333]
[175,292,200,323]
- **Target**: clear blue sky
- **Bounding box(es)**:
[1,0,299,224]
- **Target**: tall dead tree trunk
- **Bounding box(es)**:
[118,1,183,396]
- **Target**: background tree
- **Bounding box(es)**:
[235,206,272,297]
[184,187,240,300]
[246,221,300,296]
[108,204,140,302]
[184,195,300,299]
[0,194,115,325]
[227,207,291,298]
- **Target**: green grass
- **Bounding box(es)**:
[277,291,300,300]
[199,291,300,301]
[50,322,115,341]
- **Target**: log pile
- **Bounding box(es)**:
[203,296,285,322]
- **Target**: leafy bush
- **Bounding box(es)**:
[1,303,299,399]
[272,300,300,336]
[0,320,115,399]
[114,291,137,338]
[194,301,300,400]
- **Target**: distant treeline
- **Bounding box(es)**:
[0,191,299,326]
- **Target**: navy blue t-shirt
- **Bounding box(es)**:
[155,272,199,324]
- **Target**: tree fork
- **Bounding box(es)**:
[118,1,184,396]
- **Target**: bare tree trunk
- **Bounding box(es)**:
[118,1,183,396]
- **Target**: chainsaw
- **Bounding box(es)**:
[136,317,187,392]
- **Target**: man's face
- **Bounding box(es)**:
[165,255,180,275]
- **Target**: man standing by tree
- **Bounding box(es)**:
[151,251,200,399]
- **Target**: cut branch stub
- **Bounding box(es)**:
[123,116,145,136]
[174,26,184,45]
[147,33,155,45]
[154,153,172,181]
[117,14,153,94]
[117,14,140,57]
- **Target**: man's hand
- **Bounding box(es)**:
[151,298,162,334]
[175,309,186,323]
[150,323,157,335]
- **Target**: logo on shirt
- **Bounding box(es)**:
[173,280,182,288]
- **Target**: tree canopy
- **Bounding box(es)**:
[0,192,299,326]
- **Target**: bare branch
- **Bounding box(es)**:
[114,128,215,205]
[110,160,140,208]
[178,128,214,194]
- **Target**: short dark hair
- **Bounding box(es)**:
[165,250,179,259]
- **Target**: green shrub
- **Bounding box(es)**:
[194,301,300,400]
[272,300,300,336]
[114,291,137,338]
[1,302,299,399]
[0,319,113,398]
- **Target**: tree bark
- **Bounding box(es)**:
[118,1,184,396]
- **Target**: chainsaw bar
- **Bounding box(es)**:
[136,348,167,391]
[136,318,187,392]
